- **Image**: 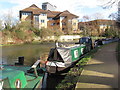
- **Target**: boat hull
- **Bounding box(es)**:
[46,59,80,74]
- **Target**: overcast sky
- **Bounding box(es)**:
[0,0,118,21]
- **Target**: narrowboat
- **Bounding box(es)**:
[45,44,87,74]
[45,39,90,74]
[45,37,93,74]
[94,37,119,47]
[0,60,46,89]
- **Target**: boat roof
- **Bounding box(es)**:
[57,44,85,49]
[0,65,31,80]
[1,68,24,80]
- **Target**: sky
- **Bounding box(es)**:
[0,0,119,21]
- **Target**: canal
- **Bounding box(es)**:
[1,41,77,89]
[1,42,54,66]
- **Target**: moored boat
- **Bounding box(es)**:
[0,60,46,89]
[45,43,86,73]
[45,37,93,74]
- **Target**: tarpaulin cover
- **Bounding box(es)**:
[57,47,72,63]
[48,44,85,63]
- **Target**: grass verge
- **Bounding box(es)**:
[56,47,99,89]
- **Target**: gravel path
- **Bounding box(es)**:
[75,42,119,89]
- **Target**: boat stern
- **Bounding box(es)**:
[45,61,66,73]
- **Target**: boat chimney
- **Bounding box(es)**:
[55,40,59,47]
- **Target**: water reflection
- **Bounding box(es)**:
[2,42,54,66]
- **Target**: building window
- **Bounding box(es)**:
[22,13,25,15]
[42,5,47,10]
[41,20,45,23]
[48,18,53,20]
[73,23,76,26]
[60,16,65,20]
[62,28,65,31]
[22,12,31,15]
[34,15,39,22]
[62,22,66,25]
[51,23,55,26]
[80,26,84,31]
[41,13,46,16]
[68,19,72,22]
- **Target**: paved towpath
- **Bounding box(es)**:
[75,42,119,89]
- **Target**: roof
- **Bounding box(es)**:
[20,4,46,14]
[47,10,61,17]
[42,2,50,4]
[20,4,78,18]
[54,10,79,19]
[90,19,116,25]
[51,11,61,15]
[79,19,116,25]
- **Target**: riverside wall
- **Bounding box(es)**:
[0,35,81,45]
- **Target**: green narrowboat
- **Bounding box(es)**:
[45,44,86,73]
[0,60,46,89]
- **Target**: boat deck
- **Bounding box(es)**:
[0,64,44,89]
[1,65,31,73]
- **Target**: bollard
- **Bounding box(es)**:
[18,56,24,65]
[15,56,24,65]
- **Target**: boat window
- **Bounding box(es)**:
[79,38,88,44]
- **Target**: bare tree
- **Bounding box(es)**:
[92,13,104,20]
[83,15,90,21]
[0,19,3,30]
[98,0,120,36]
[2,10,17,30]
[108,13,118,20]
[82,15,92,36]
[99,0,120,9]
[100,1,120,25]
[117,1,120,27]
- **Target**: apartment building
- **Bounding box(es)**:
[19,3,79,34]
[78,19,116,35]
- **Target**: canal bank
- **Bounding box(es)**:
[1,35,81,46]
[75,42,119,89]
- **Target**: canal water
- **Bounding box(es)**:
[1,41,77,89]
[1,42,54,66]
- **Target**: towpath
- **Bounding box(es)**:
[75,42,119,89]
